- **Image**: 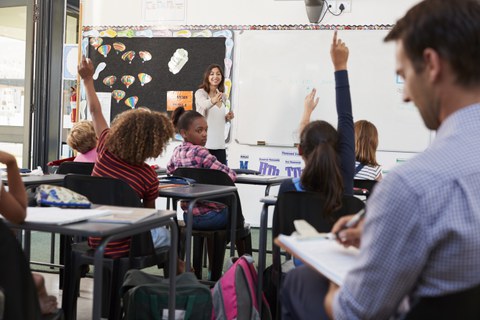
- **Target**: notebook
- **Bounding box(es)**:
[87,206,158,224]
[25,207,110,225]
[275,234,359,285]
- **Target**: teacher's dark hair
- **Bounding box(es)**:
[199,64,225,93]
[385,0,480,87]
[300,120,343,217]
[176,109,204,132]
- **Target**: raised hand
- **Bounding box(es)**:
[330,30,349,71]
[78,55,95,80]
[304,88,320,114]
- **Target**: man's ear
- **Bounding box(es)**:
[423,48,442,83]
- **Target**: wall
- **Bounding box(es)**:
[83,0,419,26]
[82,0,424,226]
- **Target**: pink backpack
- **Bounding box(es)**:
[212,255,272,320]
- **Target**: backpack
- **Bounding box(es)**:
[121,270,212,320]
[212,255,272,320]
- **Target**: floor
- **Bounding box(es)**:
[41,271,94,320]
[33,227,273,319]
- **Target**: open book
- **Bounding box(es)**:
[275,234,359,285]
[88,206,158,224]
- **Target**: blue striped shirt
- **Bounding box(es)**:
[334,103,480,319]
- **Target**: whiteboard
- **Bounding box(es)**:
[233,30,431,152]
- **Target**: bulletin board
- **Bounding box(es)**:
[83,28,233,122]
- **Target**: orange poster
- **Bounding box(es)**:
[166,91,193,111]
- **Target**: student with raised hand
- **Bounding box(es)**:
[354,120,382,181]
[194,64,234,165]
[278,30,355,202]
[283,0,480,319]
[78,56,175,257]
[0,150,58,315]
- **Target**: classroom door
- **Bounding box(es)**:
[0,0,33,168]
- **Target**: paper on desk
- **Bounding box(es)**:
[276,234,359,285]
[88,206,158,224]
[26,207,110,225]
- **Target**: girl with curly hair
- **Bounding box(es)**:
[78,56,174,257]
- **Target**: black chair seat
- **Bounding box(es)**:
[62,174,169,320]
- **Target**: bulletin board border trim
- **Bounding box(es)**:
[82,24,394,33]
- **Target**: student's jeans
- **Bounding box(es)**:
[183,207,228,230]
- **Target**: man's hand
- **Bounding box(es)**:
[331,214,364,248]
[324,282,340,319]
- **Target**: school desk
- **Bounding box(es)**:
[6,206,178,320]
[158,184,238,271]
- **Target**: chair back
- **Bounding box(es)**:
[0,220,42,319]
[353,179,377,197]
[63,174,153,256]
[173,167,243,226]
[403,283,480,320]
[57,161,95,175]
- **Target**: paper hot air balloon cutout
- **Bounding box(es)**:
[121,75,135,89]
[139,51,152,63]
[125,96,138,109]
[112,90,125,103]
[138,73,152,86]
[89,37,103,50]
[97,44,111,58]
[113,42,126,54]
[103,75,117,88]
[122,51,135,64]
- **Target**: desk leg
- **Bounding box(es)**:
[257,203,269,317]
[185,200,199,272]
[92,238,109,320]
[24,230,31,261]
[167,219,178,320]
[230,193,237,257]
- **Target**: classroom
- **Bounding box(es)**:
[2,0,480,319]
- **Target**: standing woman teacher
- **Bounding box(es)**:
[195,64,234,165]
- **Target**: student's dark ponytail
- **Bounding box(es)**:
[171,107,186,130]
[299,121,344,217]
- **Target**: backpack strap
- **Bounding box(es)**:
[355,163,365,175]
[292,177,304,191]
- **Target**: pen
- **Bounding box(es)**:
[343,208,366,229]
[332,208,366,241]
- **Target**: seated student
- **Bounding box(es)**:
[167,107,237,230]
[279,30,355,199]
[78,56,174,257]
[0,150,58,315]
[276,32,354,273]
[354,120,382,181]
[67,120,98,163]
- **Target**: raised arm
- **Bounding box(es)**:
[299,88,320,133]
[0,151,26,224]
[331,31,355,195]
[77,56,109,137]
[195,89,223,116]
